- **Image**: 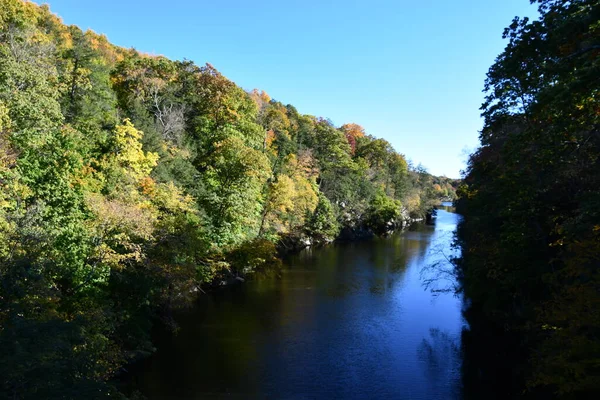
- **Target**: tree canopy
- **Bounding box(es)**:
[0,1,454,398]
[457,0,600,397]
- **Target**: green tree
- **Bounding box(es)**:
[457,1,600,397]
[201,136,270,246]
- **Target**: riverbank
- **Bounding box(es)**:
[121,205,464,399]
[211,207,437,289]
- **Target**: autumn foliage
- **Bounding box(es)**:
[0,1,453,398]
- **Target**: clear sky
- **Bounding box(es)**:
[33,0,538,178]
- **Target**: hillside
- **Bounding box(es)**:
[0,1,456,397]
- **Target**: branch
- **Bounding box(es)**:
[565,45,600,59]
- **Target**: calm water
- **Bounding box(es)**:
[129,204,464,399]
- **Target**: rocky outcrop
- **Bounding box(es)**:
[279,205,423,253]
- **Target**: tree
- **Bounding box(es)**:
[457,1,600,397]
[201,136,270,246]
[340,122,365,154]
[0,2,452,397]
[305,193,339,243]
[366,190,401,234]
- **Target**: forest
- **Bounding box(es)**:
[0,0,459,398]
[456,0,599,398]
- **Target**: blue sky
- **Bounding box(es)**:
[34,0,538,178]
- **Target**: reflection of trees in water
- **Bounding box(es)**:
[460,305,528,400]
[389,228,433,272]
[417,328,462,398]
[325,281,362,297]
[365,228,435,294]
[415,231,434,265]
[421,230,461,295]
[437,205,456,213]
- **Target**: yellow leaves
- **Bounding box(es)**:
[263,105,291,136]
[74,120,157,196]
[0,109,30,212]
[60,29,73,49]
[0,140,16,175]
[404,192,422,214]
[283,154,319,217]
[284,152,319,180]
[455,183,474,201]
[114,119,159,182]
[83,123,196,270]
[85,193,156,270]
[152,181,196,214]
[269,175,296,214]
[92,242,144,271]
[74,164,105,193]
[87,32,104,51]
[115,118,143,141]
[86,193,155,239]
[264,169,318,234]
[78,118,200,271]
[0,122,19,258]
[0,211,14,259]
[0,101,12,133]
[292,175,318,217]
[262,154,319,233]
[0,0,39,31]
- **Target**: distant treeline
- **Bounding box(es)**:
[456,0,599,398]
[0,0,457,398]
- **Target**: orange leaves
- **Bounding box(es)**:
[291,150,319,179]
[249,89,271,110]
[341,123,366,138]
[265,129,276,147]
[139,176,156,196]
[341,123,366,154]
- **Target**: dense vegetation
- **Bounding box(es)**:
[0,1,457,398]
[456,0,599,398]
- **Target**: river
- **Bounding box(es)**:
[126,203,465,399]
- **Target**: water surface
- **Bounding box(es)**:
[130,204,463,399]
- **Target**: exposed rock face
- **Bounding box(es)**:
[279,233,326,252]
[338,225,375,241]
[277,204,433,253]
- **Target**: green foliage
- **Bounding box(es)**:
[457,1,600,397]
[227,238,282,275]
[305,193,340,242]
[366,191,401,233]
[0,1,449,398]
[200,136,270,246]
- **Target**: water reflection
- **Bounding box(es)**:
[437,201,456,214]
[417,328,462,398]
[126,206,464,399]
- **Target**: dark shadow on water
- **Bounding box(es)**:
[417,328,462,399]
[121,210,474,400]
